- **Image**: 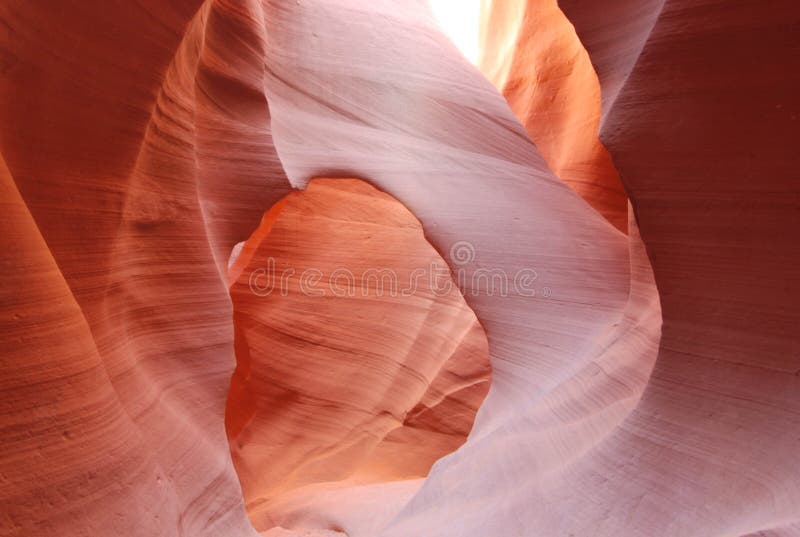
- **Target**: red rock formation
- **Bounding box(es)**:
[560,0,800,534]
[255,1,661,534]
[557,0,665,123]
[1,0,797,536]
[1,0,660,535]
[226,178,490,532]
[478,0,628,231]
[1,154,169,537]
[0,1,287,536]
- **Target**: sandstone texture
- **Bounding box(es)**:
[479,0,628,231]
[227,179,491,532]
[1,1,797,536]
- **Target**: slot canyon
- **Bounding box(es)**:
[1,1,798,537]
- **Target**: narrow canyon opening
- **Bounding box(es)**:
[224,179,492,534]
[432,0,629,232]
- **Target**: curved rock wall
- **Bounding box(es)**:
[479,0,629,231]
[1,0,796,536]
[563,0,800,534]
[256,1,661,534]
[1,1,287,536]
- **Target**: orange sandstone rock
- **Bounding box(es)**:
[2,0,796,536]
[479,0,628,231]
[226,179,491,532]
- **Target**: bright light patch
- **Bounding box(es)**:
[429,0,482,65]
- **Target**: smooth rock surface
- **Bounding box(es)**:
[479,0,628,231]
[1,0,797,536]
[227,178,491,532]
[258,1,662,535]
[1,1,288,536]
[565,0,800,534]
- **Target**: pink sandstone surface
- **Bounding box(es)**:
[0,1,797,536]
